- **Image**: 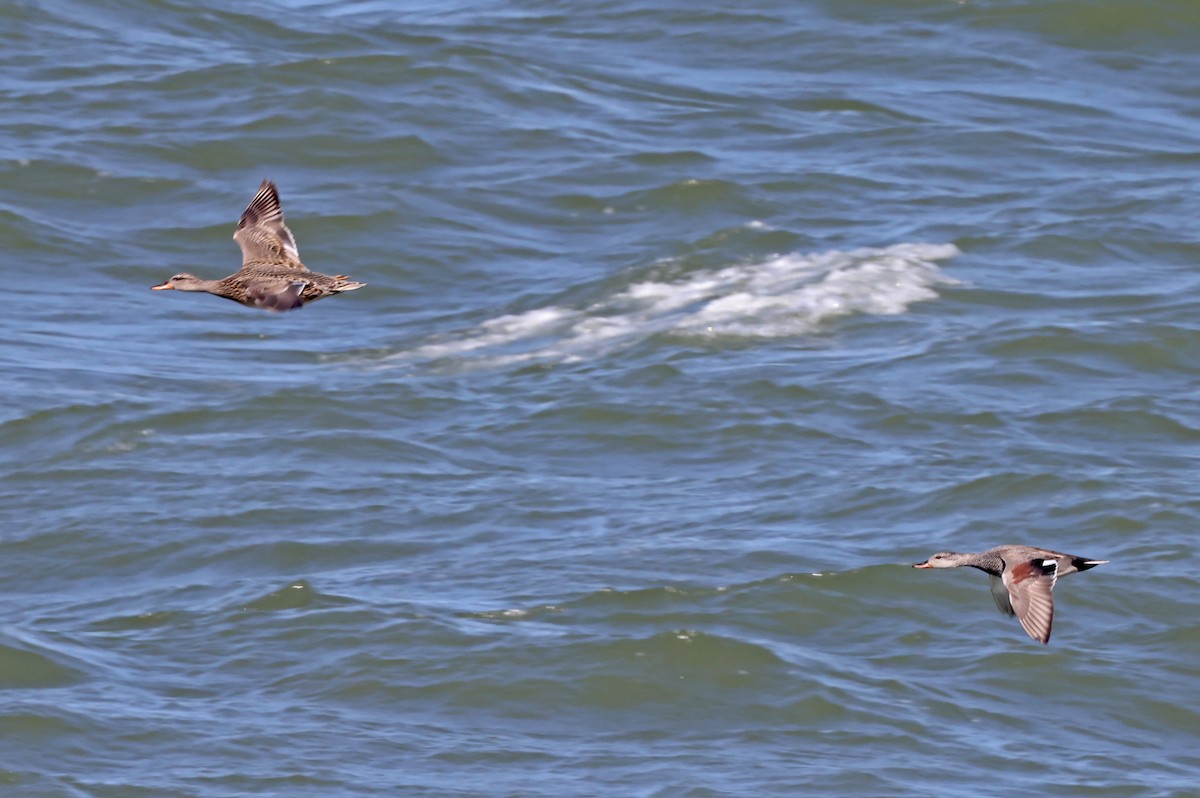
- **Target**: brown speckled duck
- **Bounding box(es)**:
[913,545,1107,644]
[152,179,366,311]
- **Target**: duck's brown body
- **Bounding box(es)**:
[152,180,365,311]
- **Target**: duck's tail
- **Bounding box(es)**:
[331,278,366,293]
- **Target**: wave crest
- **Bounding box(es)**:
[395,242,960,367]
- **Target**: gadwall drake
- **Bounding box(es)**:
[152,180,366,311]
[913,545,1107,644]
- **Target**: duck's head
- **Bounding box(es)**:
[912,551,960,568]
[152,273,204,291]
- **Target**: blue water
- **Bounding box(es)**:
[2,1,1200,795]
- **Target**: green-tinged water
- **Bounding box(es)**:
[2,1,1200,795]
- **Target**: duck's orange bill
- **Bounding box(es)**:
[151,283,174,290]
[912,562,933,568]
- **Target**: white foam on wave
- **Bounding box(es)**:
[395,242,960,368]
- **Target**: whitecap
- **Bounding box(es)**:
[388,242,959,368]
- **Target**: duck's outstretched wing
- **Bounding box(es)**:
[988,575,1015,616]
[234,179,306,270]
[246,278,308,311]
[1003,558,1058,644]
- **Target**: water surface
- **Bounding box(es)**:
[2,1,1199,795]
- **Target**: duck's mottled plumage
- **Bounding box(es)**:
[152,180,365,311]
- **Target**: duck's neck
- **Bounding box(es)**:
[177,279,227,294]
[962,550,1006,575]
